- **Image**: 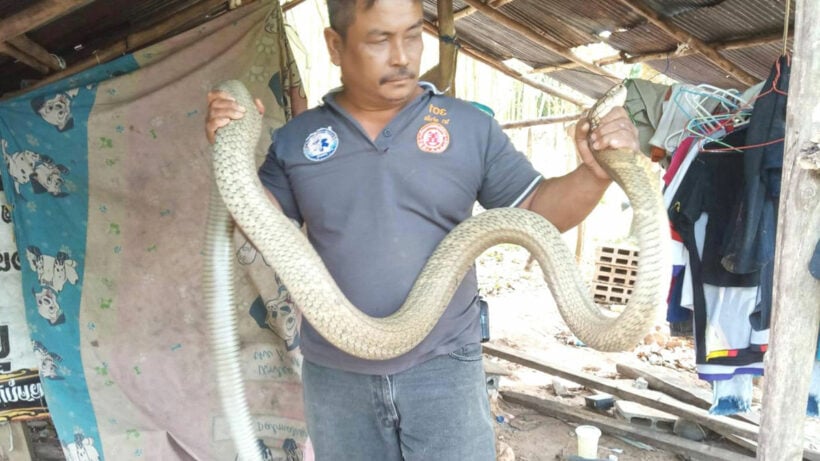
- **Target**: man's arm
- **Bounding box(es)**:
[517,106,639,232]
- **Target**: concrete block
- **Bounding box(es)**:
[614,400,677,432]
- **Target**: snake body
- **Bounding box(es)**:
[212,80,671,357]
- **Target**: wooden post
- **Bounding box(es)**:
[758,0,820,459]
[437,0,457,96]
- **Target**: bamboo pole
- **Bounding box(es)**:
[533,31,794,74]
[758,0,820,458]
[500,113,582,129]
[0,43,49,74]
[0,0,94,45]
[3,0,233,98]
[436,0,457,96]
[7,35,61,71]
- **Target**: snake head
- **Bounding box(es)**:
[587,82,628,131]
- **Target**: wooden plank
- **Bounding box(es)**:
[483,343,761,440]
[615,363,760,426]
[616,363,712,409]
[485,343,820,459]
[0,0,94,45]
[502,390,754,461]
[759,0,820,459]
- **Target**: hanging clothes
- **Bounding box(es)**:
[721,55,791,332]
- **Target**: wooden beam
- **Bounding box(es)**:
[759,0,820,458]
[615,363,760,426]
[460,46,589,107]
[0,42,50,74]
[437,0,457,96]
[453,6,476,22]
[483,342,761,442]
[716,30,794,51]
[500,113,582,129]
[423,21,591,107]
[612,0,758,85]
[282,0,308,12]
[452,0,517,22]
[484,343,820,459]
[4,0,235,98]
[502,391,755,461]
[618,31,794,66]
[0,0,95,45]
[532,31,793,75]
[459,0,619,81]
[7,35,61,71]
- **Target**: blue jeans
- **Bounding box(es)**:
[302,343,495,460]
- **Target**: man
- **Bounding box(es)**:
[206,0,640,458]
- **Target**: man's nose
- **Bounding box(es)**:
[390,39,409,67]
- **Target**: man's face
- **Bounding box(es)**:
[330,0,424,107]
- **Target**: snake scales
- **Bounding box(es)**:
[211,80,671,358]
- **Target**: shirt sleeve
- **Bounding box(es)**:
[257,135,303,225]
[477,116,542,209]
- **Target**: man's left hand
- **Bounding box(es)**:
[573,106,640,181]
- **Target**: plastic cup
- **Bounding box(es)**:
[575,424,602,459]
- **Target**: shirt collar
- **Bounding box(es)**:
[322,80,441,107]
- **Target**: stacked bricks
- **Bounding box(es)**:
[592,245,639,305]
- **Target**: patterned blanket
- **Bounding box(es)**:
[0,2,311,459]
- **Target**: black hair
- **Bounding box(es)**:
[327,0,421,38]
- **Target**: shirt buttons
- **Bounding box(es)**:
[383,129,392,137]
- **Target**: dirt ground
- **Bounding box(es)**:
[477,238,820,461]
[478,242,689,461]
[475,233,756,461]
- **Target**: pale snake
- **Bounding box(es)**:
[211,80,671,357]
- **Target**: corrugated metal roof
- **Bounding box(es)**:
[424,0,793,100]
[0,0,799,100]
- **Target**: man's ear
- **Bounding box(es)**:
[324,27,343,66]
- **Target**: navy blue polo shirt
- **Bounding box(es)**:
[259,82,541,374]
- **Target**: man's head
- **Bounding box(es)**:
[324,0,424,108]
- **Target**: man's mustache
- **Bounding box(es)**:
[380,68,416,85]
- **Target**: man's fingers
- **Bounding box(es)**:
[205,117,233,144]
[207,90,235,104]
[254,98,265,115]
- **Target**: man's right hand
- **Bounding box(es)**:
[205,90,265,144]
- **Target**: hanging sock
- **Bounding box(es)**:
[710,374,753,415]
[807,361,820,417]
